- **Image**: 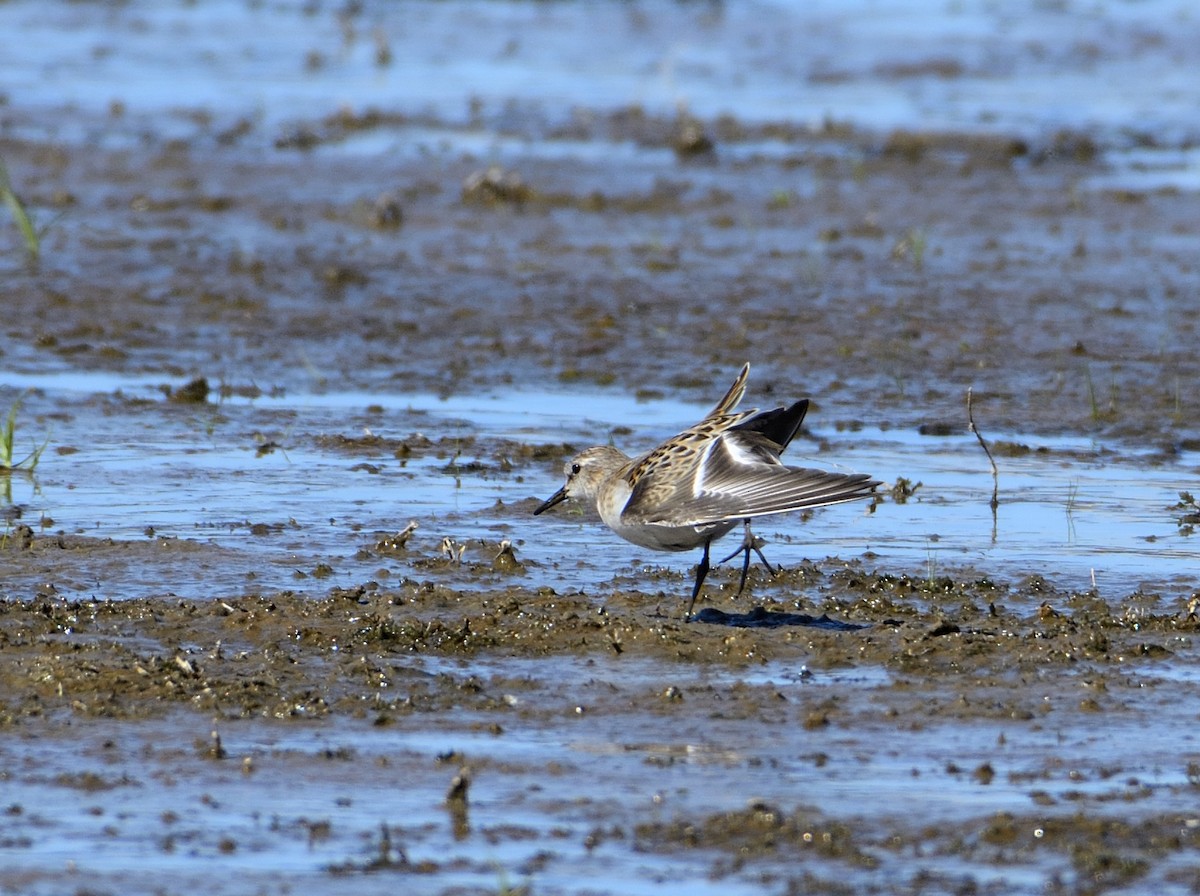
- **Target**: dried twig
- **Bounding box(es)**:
[967,387,999,511]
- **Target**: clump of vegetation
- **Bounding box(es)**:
[1171,491,1200,535]
[891,226,927,270]
[889,476,923,504]
[0,156,39,259]
[1,396,47,474]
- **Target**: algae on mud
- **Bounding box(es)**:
[3,0,1200,892]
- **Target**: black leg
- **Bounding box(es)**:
[685,539,712,621]
[718,520,778,596]
[735,540,752,596]
[747,517,777,576]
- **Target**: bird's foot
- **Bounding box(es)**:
[718,520,778,597]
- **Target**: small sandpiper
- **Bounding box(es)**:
[534,364,879,618]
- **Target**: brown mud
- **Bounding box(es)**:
[3,7,1200,892]
[2,566,1200,894]
[3,103,1198,441]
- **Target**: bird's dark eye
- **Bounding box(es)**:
[570,463,581,475]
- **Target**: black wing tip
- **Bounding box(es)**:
[734,398,810,451]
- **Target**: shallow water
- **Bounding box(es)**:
[4,2,1200,894]
[3,0,1199,185]
[3,370,1197,605]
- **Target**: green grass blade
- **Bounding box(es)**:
[0,158,39,259]
[1,400,16,468]
[0,396,48,472]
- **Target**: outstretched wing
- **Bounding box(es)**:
[630,429,879,526]
[620,410,759,519]
[704,363,750,419]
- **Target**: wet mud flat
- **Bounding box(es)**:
[3,2,1200,892]
[2,119,1200,889]
[2,97,1199,441]
[2,567,1200,895]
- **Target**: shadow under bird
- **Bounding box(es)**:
[533,363,881,619]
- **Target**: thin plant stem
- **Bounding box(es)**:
[964,386,1003,518]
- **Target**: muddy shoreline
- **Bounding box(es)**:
[4,100,1198,444]
[2,569,1200,893]
[4,3,1200,892]
[4,107,1200,886]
